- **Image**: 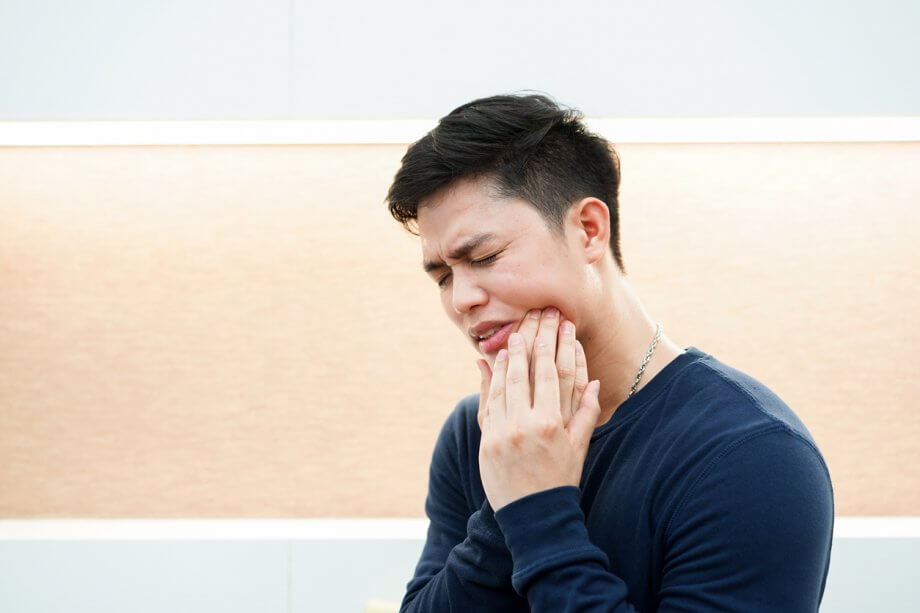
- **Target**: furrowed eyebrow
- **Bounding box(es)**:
[423,232,497,274]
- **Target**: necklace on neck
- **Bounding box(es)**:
[627,322,662,398]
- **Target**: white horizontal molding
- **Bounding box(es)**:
[0,518,430,540]
[0,120,435,146]
[833,516,920,539]
[0,117,918,146]
[0,516,916,540]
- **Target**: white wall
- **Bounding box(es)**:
[0,533,918,612]
[0,0,917,120]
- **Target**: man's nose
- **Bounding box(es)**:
[451,270,487,314]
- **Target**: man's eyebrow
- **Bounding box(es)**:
[423,232,498,273]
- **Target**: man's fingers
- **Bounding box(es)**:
[556,320,577,424]
[569,379,602,450]
[488,349,509,422]
[476,359,492,430]
[518,309,541,389]
[532,308,561,416]
[571,340,589,419]
[505,332,530,414]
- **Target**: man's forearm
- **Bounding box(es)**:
[400,501,524,612]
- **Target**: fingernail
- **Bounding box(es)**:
[544,307,558,318]
[528,309,541,319]
[561,320,574,335]
[509,333,523,347]
[575,340,584,354]
[497,349,508,362]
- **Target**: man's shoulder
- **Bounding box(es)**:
[665,348,819,451]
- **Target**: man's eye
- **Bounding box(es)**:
[471,253,499,267]
[437,253,500,289]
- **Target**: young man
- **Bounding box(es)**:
[386,94,834,612]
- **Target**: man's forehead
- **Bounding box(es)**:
[419,190,498,254]
[420,213,494,249]
[416,177,534,270]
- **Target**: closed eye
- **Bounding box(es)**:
[471,253,499,267]
[437,252,501,289]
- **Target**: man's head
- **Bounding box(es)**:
[387,94,624,271]
[386,94,625,362]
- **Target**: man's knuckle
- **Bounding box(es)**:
[508,369,526,385]
[535,419,559,439]
[557,365,576,380]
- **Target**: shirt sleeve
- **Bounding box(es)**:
[493,426,834,612]
[495,486,638,612]
[658,427,834,612]
[400,401,526,612]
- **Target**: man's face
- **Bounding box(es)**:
[417,177,585,366]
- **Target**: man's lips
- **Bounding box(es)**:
[477,322,516,354]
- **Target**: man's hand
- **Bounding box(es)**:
[475,307,601,512]
[476,308,590,430]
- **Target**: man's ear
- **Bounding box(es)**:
[570,197,611,264]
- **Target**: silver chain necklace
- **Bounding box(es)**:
[627,322,662,398]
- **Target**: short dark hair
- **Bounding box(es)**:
[386,93,624,271]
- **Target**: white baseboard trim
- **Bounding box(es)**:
[0,516,916,540]
[0,117,918,146]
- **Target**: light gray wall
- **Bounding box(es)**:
[1,0,918,120]
[0,537,917,612]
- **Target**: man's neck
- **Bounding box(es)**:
[580,276,685,428]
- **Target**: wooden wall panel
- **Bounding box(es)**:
[0,142,917,517]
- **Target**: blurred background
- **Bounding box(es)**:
[0,1,918,611]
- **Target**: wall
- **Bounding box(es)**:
[0,1,918,120]
[1,140,918,518]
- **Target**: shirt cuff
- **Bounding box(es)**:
[470,498,506,543]
[493,486,609,594]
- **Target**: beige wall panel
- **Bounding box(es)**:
[0,143,917,518]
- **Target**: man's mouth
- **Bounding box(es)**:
[477,322,516,354]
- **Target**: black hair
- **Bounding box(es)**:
[386,93,624,271]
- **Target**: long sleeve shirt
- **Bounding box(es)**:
[400,347,834,612]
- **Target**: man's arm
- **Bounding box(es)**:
[491,426,834,612]
[658,427,834,611]
[400,400,525,612]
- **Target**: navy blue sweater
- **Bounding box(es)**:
[400,347,834,612]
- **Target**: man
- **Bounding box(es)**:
[386,94,833,612]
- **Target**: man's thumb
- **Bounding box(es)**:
[570,379,601,444]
